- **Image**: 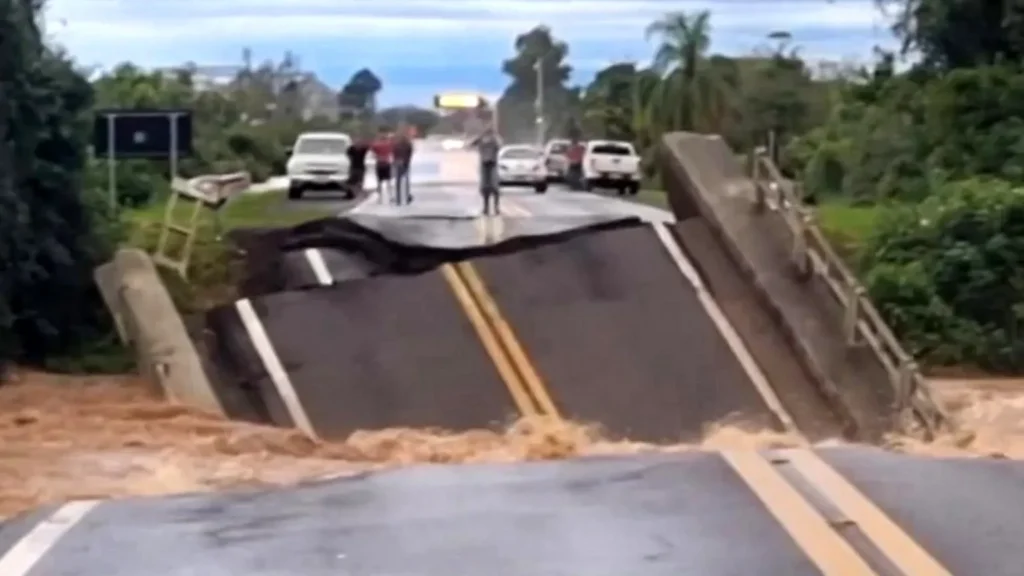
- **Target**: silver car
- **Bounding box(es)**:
[542,139,570,182]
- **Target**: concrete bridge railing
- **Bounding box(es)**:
[658,132,948,439]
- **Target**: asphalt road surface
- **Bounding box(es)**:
[216,145,839,441]
[6,142,1020,573]
[3,448,1021,574]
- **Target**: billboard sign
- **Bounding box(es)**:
[433,93,485,109]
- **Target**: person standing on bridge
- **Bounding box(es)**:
[566,138,585,191]
[370,128,395,202]
[393,126,415,205]
[471,126,503,216]
[346,132,370,198]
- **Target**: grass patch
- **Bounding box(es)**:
[631,188,670,210]
[123,191,333,312]
[126,189,327,229]
[815,202,883,262]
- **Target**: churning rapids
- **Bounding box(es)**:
[0,370,1018,518]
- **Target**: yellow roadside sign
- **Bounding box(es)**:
[434,93,485,109]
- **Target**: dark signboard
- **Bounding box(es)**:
[92,109,193,159]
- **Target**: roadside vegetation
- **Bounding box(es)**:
[4,0,1024,376]
[506,2,1024,374]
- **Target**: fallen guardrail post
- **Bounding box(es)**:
[153,171,251,278]
[748,150,949,438]
[93,248,224,415]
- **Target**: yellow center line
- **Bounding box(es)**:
[721,451,879,575]
[780,449,953,576]
[454,261,561,419]
[440,264,537,416]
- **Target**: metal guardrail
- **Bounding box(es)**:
[750,152,949,436]
[153,172,251,278]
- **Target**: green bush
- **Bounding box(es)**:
[792,65,1024,204]
[0,2,121,368]
[862,178,1024,371]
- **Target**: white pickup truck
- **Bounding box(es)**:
[582,140,641,195]
[286,131,353,200]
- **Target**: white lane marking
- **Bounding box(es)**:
[303,248,333,286]
[0,500,99,576]
[650,222,800,435]
[347,191,380,214]
[235,298,317,438]
[503,201,531,216]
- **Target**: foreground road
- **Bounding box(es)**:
[4,448,1023,574]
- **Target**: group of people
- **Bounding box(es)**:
[345,125,580,215]
[346,127,415,205]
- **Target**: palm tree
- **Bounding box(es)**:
[644,10,726,133]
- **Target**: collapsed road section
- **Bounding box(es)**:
[199,214,843,442]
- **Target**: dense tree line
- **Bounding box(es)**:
[0,0,436,370]
[1,0,117,369]
[791,0,1024,371]
[497,17,834,178]
[8,0,1024,374]
[495,3,1024,372]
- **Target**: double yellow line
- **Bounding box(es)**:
[441,261,560,418]
[725,449,952,575]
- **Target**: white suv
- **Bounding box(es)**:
[286,132,352,199]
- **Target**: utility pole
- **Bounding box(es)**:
[534,55,544,146]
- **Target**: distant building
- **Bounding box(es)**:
[295,73,340,121]
[140,63,340,121]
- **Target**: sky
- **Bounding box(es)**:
[43,0,899,107]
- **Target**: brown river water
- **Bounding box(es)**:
[0,370,1020,519]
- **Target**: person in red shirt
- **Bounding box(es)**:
[566,139,586,191]
[370,128,395,202]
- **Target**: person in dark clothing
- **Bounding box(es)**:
[345,137,369,198]
[392,127,414,205]
[566,139,585,191]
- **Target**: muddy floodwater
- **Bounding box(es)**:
[0,370,1020,519]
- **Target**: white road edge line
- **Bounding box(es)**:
[504,200,531,217]
[650,222,801,436]
[303,248,333,286]
[234,298,317,438]
[347,190,382,214]
[0,500,100,576]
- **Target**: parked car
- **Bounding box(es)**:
[497,145,548,193]
[286,132,352,199]
[542,139,571,182]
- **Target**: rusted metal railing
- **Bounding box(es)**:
[153,172,251,278]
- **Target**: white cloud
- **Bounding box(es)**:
[42,0,894,103]
[46,0,889,45]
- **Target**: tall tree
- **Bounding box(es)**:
[497,26,577,143]
[644,10,724,132]
[889,0,1024,71]
[581,63,641,141]
[0,0,116,366]
[338,68,382,115]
